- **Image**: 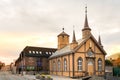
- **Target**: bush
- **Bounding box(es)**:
[35,74,53,80]
[47,75,51,79]
[35,74,40,79]
[41,74,45,78]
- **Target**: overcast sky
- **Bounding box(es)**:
[0,0,120,65]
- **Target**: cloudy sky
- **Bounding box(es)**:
[0,0,120,65]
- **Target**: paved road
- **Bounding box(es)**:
[0,71,30,80]
[0,71,80,80]
[106,76,120,80]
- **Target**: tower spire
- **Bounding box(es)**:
[84,5,91,29]
[98,35,102,45]
[82,5,91,39]
[98,35,103,48]
[70,26,78,49]
[72,26,77,43]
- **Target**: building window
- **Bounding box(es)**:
[64,59,67,71]
[46,52,48,54]
[33,51,35,54]
[78,57,82,71]
[39,51,42,54]
[36,51,38,54]
[53,61,56,71]
[98,58,102,71]
[87,51,93,57]
[58,60,60,71]
[49,52,51,55]
[29,51,31,53]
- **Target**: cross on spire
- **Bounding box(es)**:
[85,4,87,15]
[62,27,64,32]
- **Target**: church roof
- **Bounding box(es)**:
[49,34,107,59]
[49,38,85,58]
[57,28,69,37]
[57,31,69,37]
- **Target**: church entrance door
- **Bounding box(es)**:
[87,59,94,76]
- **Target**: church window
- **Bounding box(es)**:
[64,59,67,71]
[98,58,102,71]
[58,60,60,71]
[62,35,64,41]
[53,61,56,71]
[90,40,92,47]
[87,51,93,57]
[78,57,82,71]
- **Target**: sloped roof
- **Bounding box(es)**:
[49,38,86,58]
[49,34,107,59]
[57,31,69,37]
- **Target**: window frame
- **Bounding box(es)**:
[98,58,102,71]
[64,58,67,71]
[58,60,60,71]
[78,57,83,71]
[53,61,56,71]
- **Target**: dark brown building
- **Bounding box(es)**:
[15,46,57,74]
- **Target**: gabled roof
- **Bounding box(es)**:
[75,34,107,55]
[49,34,107,59]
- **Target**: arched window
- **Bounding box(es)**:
[58,60,60,71]
[64,59,67,71]
[98,58,102,71]
[78,57,83,71]
[53,61,56,71]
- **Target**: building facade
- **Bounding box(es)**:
[15,46,57,74]
[49,7,107,78]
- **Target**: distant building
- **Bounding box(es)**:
[49,6,107,78]
[0,61,5,70]
[15,46,57,74]
[112,58,120,67]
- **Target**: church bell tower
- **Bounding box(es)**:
[58,28,69,49]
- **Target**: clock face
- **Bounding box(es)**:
[87,51,93,57]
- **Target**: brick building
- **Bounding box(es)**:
[112,58,120,67]
[15,46,57,74]
[49,6,107,78]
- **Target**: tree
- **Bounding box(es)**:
[0,63,5,70]
[105,59,113,66]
